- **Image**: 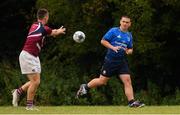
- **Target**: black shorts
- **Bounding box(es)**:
[100,58,130,77]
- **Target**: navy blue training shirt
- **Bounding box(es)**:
[103,27,133,60]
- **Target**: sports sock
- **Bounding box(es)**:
[17,87,24,96]
[85,84,90,90]
[128,99,135,104]
[27,100,33,107]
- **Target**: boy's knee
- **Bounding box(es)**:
[124,79,132,86]
[31,80,40,86]
[99,79,107,85]
[35,80,40,86]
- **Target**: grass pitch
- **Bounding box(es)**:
[0,106,180,114]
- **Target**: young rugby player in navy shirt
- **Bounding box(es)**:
[77,16,145,108]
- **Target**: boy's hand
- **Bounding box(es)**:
[58,26,66,34]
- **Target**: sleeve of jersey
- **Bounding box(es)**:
[102,28,113,42]
[127,33,133,49]
[44,26,52,35]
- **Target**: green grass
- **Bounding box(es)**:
[0,106,180,114]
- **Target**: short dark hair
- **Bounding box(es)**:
[120,15,131,22]
[121,15,131,19]
[37,8,49,20]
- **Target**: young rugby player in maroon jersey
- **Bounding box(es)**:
[12,8,66,110]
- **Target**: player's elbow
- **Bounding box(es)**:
[101,39,106,45]
[126,49,133,54]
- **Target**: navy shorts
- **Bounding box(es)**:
[100,58,130,77]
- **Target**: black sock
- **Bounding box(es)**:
[128,99,135,104]
[84,84,90,90]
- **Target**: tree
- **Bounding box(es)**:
[0,0,36,61]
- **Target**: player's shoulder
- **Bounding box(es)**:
[30,22,40,28]
[127,31,132,36]
[126,31,133,39]
[108,27,119,33]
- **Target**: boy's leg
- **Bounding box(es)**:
[76,75,109,98]
[119,74,145,107]
[12,81,30,107]
[87,75,110,88]
[26,73,40,108]
[119,74,134,101]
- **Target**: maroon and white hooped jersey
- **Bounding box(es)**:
[22,22,52,57]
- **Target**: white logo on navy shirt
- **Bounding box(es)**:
[117,35,121,38]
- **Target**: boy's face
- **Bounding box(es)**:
[120,17,131,31]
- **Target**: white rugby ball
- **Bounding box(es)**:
[73,31,85,43]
